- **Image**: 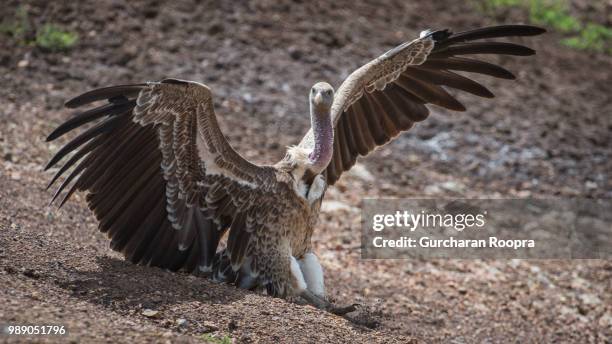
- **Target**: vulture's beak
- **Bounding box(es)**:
[314,92,323,105]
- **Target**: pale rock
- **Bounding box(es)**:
[346,163,375,182]
[321,200,357,213]
[202,321,219,332]
[439,180,465,193]
[242,93,253,103]
[579,293,601,306]
[142,309,159,318]
[570,276,590,290]
[10,171,21,180]
[424,184,442,194]
[558,305,578,317]
[598,312,612,327]
[424,180,466,194]
[473,303,489,312]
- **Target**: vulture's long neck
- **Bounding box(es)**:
[308,106,334,174]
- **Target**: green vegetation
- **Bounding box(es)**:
[477,0,612,54]
[35,24,78,51]
[478,0,523,11]
[0,6,78,52]
[560,23,612,53]
[527,1,580,32]
[200,333,232,344]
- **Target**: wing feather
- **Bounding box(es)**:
[336,117,354,170]
[367,93,399,138]
[422,57,516,79]
[439,24,545,44]
[361,94,388,145]
[404,67,494,98]
[396,74,467,111]
[64,84,145,108]
[431,42,536,57]
[352,109,374,155]
[332,127,344,178]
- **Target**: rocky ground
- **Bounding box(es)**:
[1,0,611,343]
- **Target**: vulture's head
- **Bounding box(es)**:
[310,82,334,114]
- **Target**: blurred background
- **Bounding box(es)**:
[1,1,610,343]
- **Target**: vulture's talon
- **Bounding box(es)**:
[328,303,359,315]
[300,290,358,315]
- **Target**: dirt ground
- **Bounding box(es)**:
[1,1,611,343]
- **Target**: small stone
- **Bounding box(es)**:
[22,268,40,279]
[227,319,237,331]
[288,46,303,60]
[142,309,159,318]
[424,184,442,194]
[208,23,224,35]
[515,190,531,197]
[473,303,489,312]
[439,180,465,193]
[558,305,578,317]
[142,7,158,19]
[579,293,601,306]
[570,276,590,290]
[10,171,21,180]
[242,93,254,103]
[202,321,218,333]
[18,60,29,68]
[347,163,375,182]
[599,312,612,327]
[321,200,356,213]
[407,154,420,162]
[176,318,187,327]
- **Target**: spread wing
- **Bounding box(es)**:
[299,25,545,185]
[46,79,282,274]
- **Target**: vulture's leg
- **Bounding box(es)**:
[307,174,326,205]
[292,256,357,315]
[298,252,326,298]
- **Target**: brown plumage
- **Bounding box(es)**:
[46,25,545,314]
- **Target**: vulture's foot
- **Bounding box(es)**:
[329,303,359,316]
[307,174,326,205]
[300,290,358,315]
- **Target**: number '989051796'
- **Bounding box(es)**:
[2,324,67,336]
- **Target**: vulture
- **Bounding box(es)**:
[46,25,545,314]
